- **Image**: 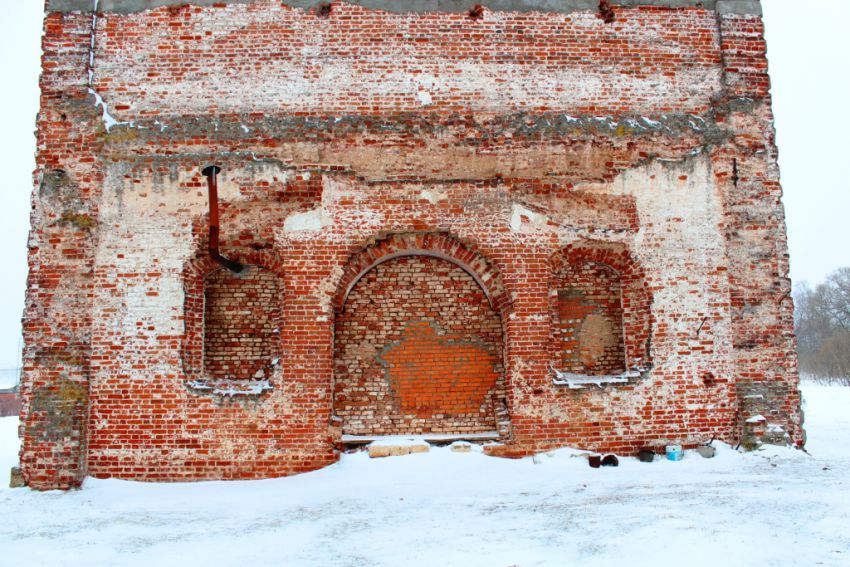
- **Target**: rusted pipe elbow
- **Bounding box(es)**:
[202,165,243,274]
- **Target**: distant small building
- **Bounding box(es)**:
[20,0,804,490]
[0,369,21,418]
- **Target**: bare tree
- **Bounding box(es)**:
[822,268,850,330]
[794,269,850,385]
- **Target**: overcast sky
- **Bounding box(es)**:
[0,1,847,370]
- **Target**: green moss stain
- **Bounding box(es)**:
[104,126,140,143]
[59,212,97,231]
[27,375,87,444]
[39,169,75,200]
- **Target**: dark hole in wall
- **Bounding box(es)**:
[166,4,189,16]
[598,0,616,23]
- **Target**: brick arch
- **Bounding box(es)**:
[184,248,286,283]
[182,249,286,383]
[333,232,512,317]
[332,232,512,438]
[549,240,653,374]
[550,240,638,278]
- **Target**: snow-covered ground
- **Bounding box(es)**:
[1,385,848,567]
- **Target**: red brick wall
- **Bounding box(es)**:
[20,1,803,489]
[203,266,281,381]
[92,2,723,118]
[334,255,505,436]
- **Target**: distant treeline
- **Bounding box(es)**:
[794,267,850,385]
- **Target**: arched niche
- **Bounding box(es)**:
[332,233,512,438]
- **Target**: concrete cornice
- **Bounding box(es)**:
[49,0,762,16]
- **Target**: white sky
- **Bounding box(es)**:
[0,1,846,369]
[763,1,850,288]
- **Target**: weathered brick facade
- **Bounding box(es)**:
[19,0,803,489]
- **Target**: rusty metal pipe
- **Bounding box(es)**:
[202,165,243,273]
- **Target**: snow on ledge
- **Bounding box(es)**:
[366,436,432,448]
[341,431,500,445]
[552,367,643,389]
[88,88,130,132]
[186,379,273,397]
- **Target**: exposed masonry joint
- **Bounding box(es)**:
[93,100,771,179]
[88,105,750,147]
[49,0,762,16]
[100,132,739,187]
[106,151,285,168]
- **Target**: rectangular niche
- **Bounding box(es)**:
[203,266,282,381]
[555,262,626,376]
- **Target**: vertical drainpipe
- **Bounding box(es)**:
[202,165,244,273]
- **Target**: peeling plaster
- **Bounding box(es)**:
[284,208,333,233]
[510,203,549,233]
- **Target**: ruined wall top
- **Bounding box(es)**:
[49,0,762,16]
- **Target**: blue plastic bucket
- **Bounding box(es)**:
[666,445,684,461]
